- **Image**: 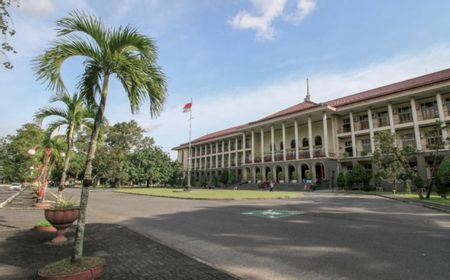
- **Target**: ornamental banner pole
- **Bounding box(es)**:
[187,98,193,188]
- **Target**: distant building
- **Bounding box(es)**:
[173,68,450,185]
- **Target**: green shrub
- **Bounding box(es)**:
[267,171,273,181]
[291,172,298,181]
[220,170,229,184]
[352,165,371,191]
[413,175,424,189]
[337,172,346,189]
[345,172,354,189]
[227,171,236,185]
[277,171,284,181]
[256,172,261,181]
[305,170,312,181]
[436,159,450,198]
[35,219,51,227]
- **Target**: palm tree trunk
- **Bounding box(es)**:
[71,74,110,263]
[59,124,74,192]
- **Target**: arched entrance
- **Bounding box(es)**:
[301,164,310,183]
[245,168,251,182]
[255,167,261,182]
[237,169,242,183]
[275,165,283,182]
[315,162,325,181]
[265,166,272,181]
[288,165,296,183]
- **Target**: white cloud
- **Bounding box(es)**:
[230,0,288,40]
[287,0,317,23]
[229,0,317,40]
[20,0,55,16]
[147,44,450,158]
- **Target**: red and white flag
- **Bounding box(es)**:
[183,101,192,113]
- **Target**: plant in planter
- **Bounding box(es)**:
[267,171,272,181]
[278,171,284,183]
[44,192,80,245]
[34,219,57,233]
[291,172,298,183]
[305,170,312,182]
[256,172,262,183]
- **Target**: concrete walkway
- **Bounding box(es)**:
[69,189,450,280]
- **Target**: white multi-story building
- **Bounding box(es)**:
[173,68,450,186]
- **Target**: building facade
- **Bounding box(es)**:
[173,69,450,186]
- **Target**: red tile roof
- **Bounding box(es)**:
[249,101,320,124]
[326,68,450,107]
[181,68,450,147]
[192,124,248,144]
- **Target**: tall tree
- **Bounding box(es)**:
[373,131,415,191]
[34,92,95,191]
[33,10,167,263]
[0,0,18,69]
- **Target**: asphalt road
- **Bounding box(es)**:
[65,189,450,280]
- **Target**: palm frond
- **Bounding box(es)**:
[56,10,106,50]
[34,107,69,123]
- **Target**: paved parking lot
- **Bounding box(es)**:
[62,189,450,280]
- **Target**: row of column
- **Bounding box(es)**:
[250,112,330,163]
[346,94,448,156]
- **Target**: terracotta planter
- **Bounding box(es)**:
[34,225,57,233]
[44,208,80,245]
[34,202,52,209]
[37,258,105,280]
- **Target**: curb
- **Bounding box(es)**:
[376,194,450,214]
[0,188,26,208]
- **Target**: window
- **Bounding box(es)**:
[426,129,440,149]
[342,118,351,132]
[421,101,438,119]
[344,140,353,156]
[377,111,389,127]
[314,136,322,146]
[290,139,296,149]
[280,141,284,150]
[397,106,412,123]
[401,133,415,147]
[361,139,371,152]
[302,138,309,147]
[359,115,369,130]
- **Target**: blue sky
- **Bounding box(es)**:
[2,0,450,158]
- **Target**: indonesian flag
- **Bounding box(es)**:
[183,101,192,113]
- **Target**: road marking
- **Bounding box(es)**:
[241,209,302,219]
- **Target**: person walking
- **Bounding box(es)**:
[269,180,274,192]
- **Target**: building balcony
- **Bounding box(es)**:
[338,126,351,134]
[421,108,439,120]
[299,150,310,159]
[254,156,261,163]
[374,117,389,128]
[355,121,369,131]
[397,113,413,124]
[264,155,272,162]
[313,148,326,158]
[401,139,416,148]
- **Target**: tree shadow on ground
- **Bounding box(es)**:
[118,193,450,280]
[0,224,237,280]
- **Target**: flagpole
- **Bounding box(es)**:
[187,98,193,189]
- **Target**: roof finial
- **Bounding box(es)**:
[304,77,311,102]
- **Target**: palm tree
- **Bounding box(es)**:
[33,10,167,263]
[35,92,95,192]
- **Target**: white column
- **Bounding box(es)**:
[294,120,299,160]
[331,115,338,157]
[308,116,313,159]
[228,139,231,167]
[242,133,246,165]
[410,98,422,151]
[215,142,219,168]
[349,112,356,157]
[235,138,238,166]
[322,112,329,157]
[222,141,225,168]
[436,93,448,147]
[251,130,255,163]
[388,103,395,133]
[282,122,286,161]
[271,125,275,162]
[260,128,265,163]
[368,108,375,153]
[209,143,213,168]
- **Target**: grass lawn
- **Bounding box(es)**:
[115,188,301,200]
[392,193,450,206]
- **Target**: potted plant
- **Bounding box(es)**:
[34,219,56,233]
[278,171,284,183]
[291,172,298,183]
[44,192,80,245]
[256,172,261,183]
